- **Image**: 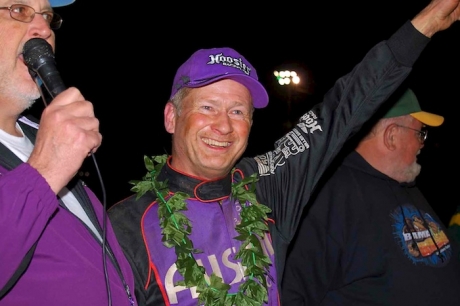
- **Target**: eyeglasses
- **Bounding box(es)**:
[396,125,428,143]
[0,4,62,30]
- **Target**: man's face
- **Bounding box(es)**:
[0,0,56,111]
[395,118,425,183]
[165,79,253,180]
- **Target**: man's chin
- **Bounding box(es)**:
[405,163,421,182]
[200,161,233,178]
[25,99,37,109]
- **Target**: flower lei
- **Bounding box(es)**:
[129,155,273,306]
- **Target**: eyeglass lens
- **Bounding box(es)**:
[1,4,62,29]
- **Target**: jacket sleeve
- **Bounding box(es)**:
[237,20,430,287]
[239,20,430,245]
[0,163,59,288]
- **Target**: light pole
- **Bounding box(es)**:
[274,70,301,129]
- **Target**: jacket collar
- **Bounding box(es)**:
[157,157,232,202]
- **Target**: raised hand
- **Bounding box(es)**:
[412,0,460,37]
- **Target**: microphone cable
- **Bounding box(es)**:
[91,151,112,306]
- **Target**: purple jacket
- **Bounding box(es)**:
[0,161,137,306]
[109,162,279,305]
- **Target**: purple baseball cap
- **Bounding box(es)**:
[170,47,269,108]
[50,0,75,7]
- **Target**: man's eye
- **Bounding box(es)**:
[12,6,27,14]
[42,12,54,21]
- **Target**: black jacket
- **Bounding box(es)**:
[282,151,460,305]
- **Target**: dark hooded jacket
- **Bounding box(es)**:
[282,150,460,305]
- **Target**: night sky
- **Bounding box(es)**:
[30,1,460,225]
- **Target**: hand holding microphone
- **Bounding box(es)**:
[24,38,102,194]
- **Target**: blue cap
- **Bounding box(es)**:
[50,0,75,7]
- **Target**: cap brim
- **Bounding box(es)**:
[49,0,75,7]
[410,111,444,127]
[186,74,269,109]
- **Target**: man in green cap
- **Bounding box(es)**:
[282,87,460,305]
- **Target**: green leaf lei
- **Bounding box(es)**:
[129,154,273,306]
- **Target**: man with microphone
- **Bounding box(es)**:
[0,1,136,305]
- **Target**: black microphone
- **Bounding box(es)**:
[23,38,66,98]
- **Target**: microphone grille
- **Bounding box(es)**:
[23,38,55,71]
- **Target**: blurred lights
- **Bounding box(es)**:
[274,70,300,85]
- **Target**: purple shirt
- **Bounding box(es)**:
[0,163,136,306]
[144,197,278,305]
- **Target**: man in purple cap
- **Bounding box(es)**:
[0,0,136,305]
[108,0,460,305]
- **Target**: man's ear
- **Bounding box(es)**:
[164,102,176,134]
[383,124,398,151]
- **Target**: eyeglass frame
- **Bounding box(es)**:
[395,124,428,143]
[0,4,63,30]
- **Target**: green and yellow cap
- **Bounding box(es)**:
[383,88,444,127]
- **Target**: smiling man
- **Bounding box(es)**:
[108,1,460,305]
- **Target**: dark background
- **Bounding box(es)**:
[33,1,459,225]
